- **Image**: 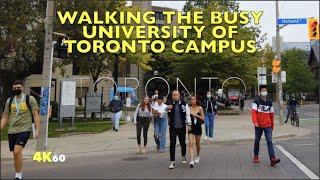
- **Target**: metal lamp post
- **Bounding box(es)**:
[113,48,121,96]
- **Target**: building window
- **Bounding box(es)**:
[29,61,43,74]
[155,12,164,21]
[73,62,81,75]
[119,62,131,77]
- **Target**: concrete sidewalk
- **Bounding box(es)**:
[2,142,310,179]
[1,110,310,161]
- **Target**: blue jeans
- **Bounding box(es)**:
[205,113,215,138]
[154,117,167,151]
[254,127,275,160]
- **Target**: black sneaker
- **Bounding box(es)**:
[15,178,22,180]
[115,129,118,132]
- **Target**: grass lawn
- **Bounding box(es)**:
[1,119,126,141]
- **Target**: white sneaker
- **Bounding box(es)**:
[189,160,194,168]
[204,136,208,140]
[141,146,146,154]
[136,146,142,154]
[169,161,175,169]
[195,156,200,163]
[209,137,213,141]
[182,156,187,164]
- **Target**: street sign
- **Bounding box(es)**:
[272,73,278,83]
[85,91,102,113]
[40,87,50,116]
[257,67,267,85]
[272,71,286,83]
[278,18,307,25]
[59,80,76,118]
[281,71,286,83]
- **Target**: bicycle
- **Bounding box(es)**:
[290,108,299,127]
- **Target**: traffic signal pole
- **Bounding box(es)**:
[36,0,55,151]
[275,0,284,125]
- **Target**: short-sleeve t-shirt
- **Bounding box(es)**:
[3,93,38,134]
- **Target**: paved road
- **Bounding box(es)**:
[0,141,315,179]
[276,124,319,177]
[274,103,319,121]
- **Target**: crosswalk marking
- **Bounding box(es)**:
[276,144,319,179]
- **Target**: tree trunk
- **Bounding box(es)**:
[0,73,14,116]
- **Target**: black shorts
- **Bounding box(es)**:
[8,131,31,151]
[188,124,202,136]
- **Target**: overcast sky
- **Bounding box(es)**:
[127,1,319,45]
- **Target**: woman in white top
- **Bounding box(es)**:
[134,96,152,154]
[152,95,168,153]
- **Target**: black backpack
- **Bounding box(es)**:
[8,95,34,123]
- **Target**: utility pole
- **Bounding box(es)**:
[36,0,55,151]
[275,0,284,125]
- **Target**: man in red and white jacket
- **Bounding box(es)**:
[251,85,280,166]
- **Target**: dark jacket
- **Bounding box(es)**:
[202,97,218,114]
[108,99,123,113]
[166,99,191,128]
[287,99,299,108]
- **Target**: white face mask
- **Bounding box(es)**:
[207,95,211,98]
[114,96,119,100]
[261,91,268,97]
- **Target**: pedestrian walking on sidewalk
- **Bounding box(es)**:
[202,91,218,142]
[152,95,168,153]
[151,89,159,106]
[239,93,245,111]
[166,90,192,169]
[133,96,152,154]
[109,94,123,132]
[187,95,205,168]
[0,79,41,180]
[251,85,280,166]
